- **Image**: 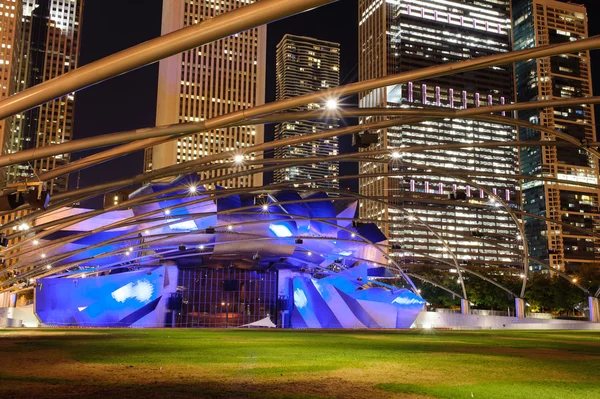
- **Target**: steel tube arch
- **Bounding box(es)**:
[5,211,420,295]
[5,206,522,301]
[3,161,596,299]
[0,0,337,121]
[10,96,600,185]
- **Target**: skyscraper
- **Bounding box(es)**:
[145,0,266,189]
[274,34,340,190]
[0,0,83,271]
[0,1,22,188]
[358,0,521,270]
[7,0,82,193]
[514,0,599,273]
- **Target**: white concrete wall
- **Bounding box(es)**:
[413,311,600,330]
[0,305,39,328]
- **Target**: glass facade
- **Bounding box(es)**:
[358,0,521,271]
[514,0,599,272]
[176,267,278,328]
[274,34,340,191]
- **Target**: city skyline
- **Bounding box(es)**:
[0,0,599,308]
[1,2,600,395]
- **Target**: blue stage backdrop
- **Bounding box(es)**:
[291,265,426,328]
[35,266,177,327]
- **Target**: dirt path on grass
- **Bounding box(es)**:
[0,333,431,399]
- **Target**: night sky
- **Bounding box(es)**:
[72,0,600,199]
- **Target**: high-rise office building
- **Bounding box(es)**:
[358,0,521,270]
[145,0,266,188]
[514,0,599,273]
[273,34,340,190]
[0,1,22,188]
[0,0,82,272]
[6,0,82,193]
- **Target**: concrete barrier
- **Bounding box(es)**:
[413,311,600,330]
[0,306,39,328]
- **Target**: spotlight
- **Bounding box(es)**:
[41,253,46,259]
[46,265,51,270]
[572,278,578,283]
[178,244,187,251]
[33,239,39,245]
[0,192,26,211]
[25,190,51,210]
[325,98,338,110]
[164,209,171,216]
[390,151,402,159]
[307,252,312,256]
[351,233,356,238]
[262,204,269,211]
[233,154,244,164]
[198,245,205,250]
[227,225,233,230]
[144,230,150,235]
[19,222,30,231]
[125,251,131,255]
[189,185,197,194]
[128,247,133,251]
[253,253,261,261]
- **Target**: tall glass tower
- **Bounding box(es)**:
[0,0,83,272]
[358,0,521,271]
[514,0,598,273]
[274,34,340,190]
[3,0,82,193]
[145,0,267,189]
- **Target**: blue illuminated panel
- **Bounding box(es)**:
[291,266,425,328]
[35,267,172,327]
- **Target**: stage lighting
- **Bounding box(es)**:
[295,238,303,244]
[205,227,215,234]
[178,244,187,251]
[0,192,26,211]
[25,190,50,210]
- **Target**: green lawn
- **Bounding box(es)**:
[0,329,599,398]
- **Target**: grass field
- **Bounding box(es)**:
[0,329,599,399]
